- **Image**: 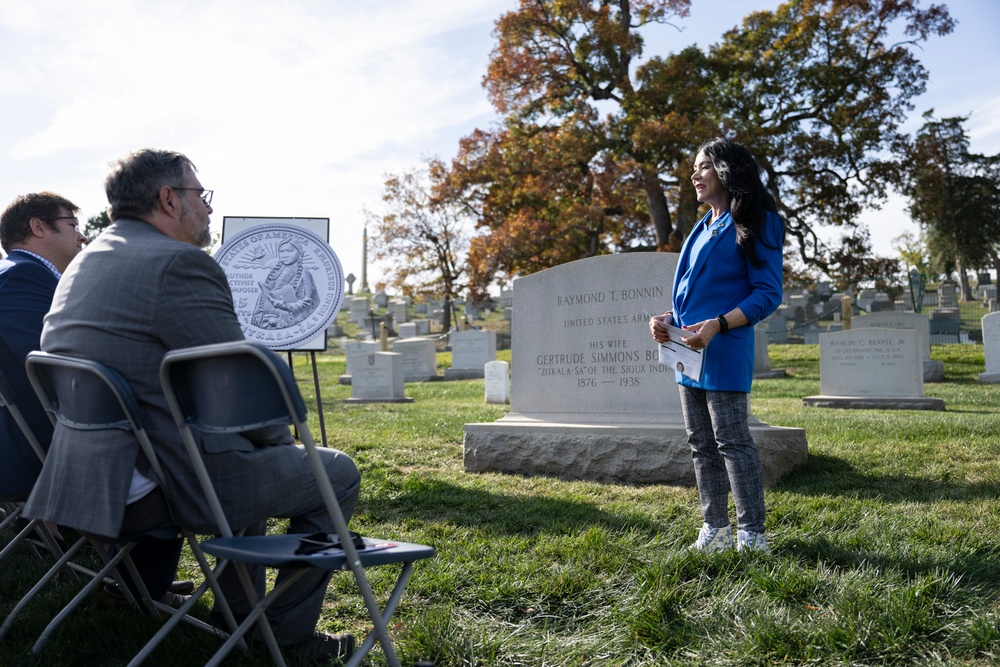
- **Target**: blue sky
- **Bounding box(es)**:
[0,1,996,287]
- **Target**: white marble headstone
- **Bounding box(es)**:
[980,312,1000,383]
[348,352,408,401]
[450,330,496,370]
[484,360,510,404]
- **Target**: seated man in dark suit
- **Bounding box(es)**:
[1,192,190,606]
[25,149,361,664]
[0,192,85,498]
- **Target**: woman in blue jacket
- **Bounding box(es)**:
[650,138,784,553]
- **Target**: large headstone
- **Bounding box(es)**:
[391,337,440,382]
[979,312,1000,383]
[344,352,413,403]
[444,330,497,380]
[464,254,808,486]
[803,328,944,410]
[853,312,944,382]
[397,322,417,339]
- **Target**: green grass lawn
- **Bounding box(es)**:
[2,344,999,666]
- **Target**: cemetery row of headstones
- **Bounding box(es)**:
[335,258,998,491]
[763,278,997,348]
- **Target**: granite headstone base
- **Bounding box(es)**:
[979,372,1000,383]
[802,395,944,410]
[464,415,807,487]
[444,367,486,380]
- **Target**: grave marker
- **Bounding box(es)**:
[803,328,944,410]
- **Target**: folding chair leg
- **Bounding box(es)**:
[201,562,321,667]
[0,502,23,533]
[30,540,145,654]
[0,518,37,561]
[0,535,88,640]
[127,579,218,667]
[127,551,249,667]
[346,562,416,667]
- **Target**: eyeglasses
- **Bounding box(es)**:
[172,187,213,206]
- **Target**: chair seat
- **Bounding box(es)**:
[200,534,435,570]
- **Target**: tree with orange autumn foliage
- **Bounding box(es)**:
[366,158,469,326]
[445,0,952,295]
[706,0,954,277]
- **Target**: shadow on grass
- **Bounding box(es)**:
[376,476,676,538]
[778,453,1000,502]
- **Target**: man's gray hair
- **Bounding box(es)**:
[105,149,197,222]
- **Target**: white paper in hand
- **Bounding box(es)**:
[657,323,704,382]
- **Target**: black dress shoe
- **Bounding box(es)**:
[168,579,195,595]
[100,583,190,609]
[286,631,355,664]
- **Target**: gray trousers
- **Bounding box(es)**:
[212,445,361,645]
[678,386,766,534]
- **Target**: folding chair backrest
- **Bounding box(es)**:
[161,340,317,539]
[160,342,307,434]
[25,352,167,485]
[0,361,47,464]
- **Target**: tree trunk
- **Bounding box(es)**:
[641,169,672,250]
[673,176,700,244]
[443,295,453,331]
[956,258,973,301]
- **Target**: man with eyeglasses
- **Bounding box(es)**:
[1,192,196,608]
[25,149,361,664]
[0,192,85,499]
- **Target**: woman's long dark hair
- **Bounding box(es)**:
[698,137,783,266]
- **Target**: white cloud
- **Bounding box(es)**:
[0,0,513,278]
[0,0,995,281]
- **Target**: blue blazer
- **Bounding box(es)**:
[671,210,784,392]
[0,251,57,497]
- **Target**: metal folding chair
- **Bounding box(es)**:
[160,340,435,667]
[0,363,95,614]
[0,362,60,557]
[12,351,240,660]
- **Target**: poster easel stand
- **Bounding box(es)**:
[287,350,329,447]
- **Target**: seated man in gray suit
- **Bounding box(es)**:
[25,149,361,663]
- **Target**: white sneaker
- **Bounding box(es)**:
[688,523,734,552]
[736,529,771,553]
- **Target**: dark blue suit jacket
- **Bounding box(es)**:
[0,251,57,497]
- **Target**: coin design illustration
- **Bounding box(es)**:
[215,223,344,350]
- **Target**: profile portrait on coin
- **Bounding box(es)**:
[251,237,321,329]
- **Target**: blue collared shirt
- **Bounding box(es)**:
[8,249,62,280]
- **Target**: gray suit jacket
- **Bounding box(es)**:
[25,219,293,537]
